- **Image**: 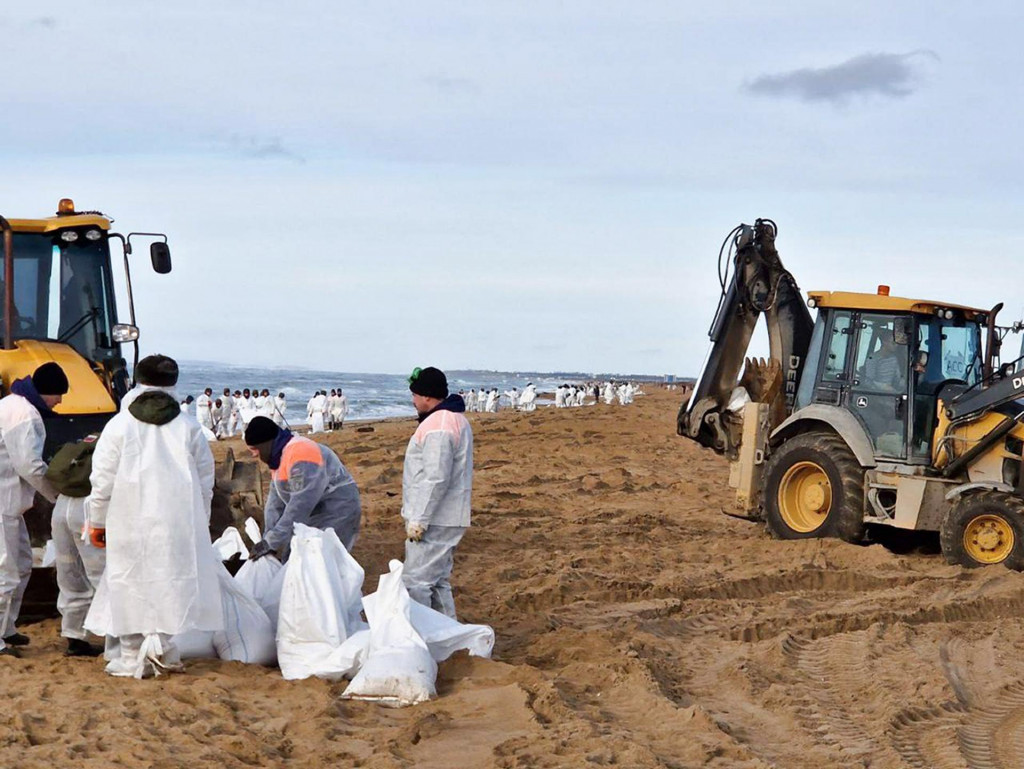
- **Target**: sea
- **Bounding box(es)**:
[172,362,641,426]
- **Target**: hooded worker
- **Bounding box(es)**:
[84,355,223,678]
[0,362,67,656]
[245,415,362,559]
[45,436,105,657]
[402,366,473,619]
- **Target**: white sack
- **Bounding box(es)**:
[244,516,262,547]
[213,567,276,665]
[235,554,285,627]
[277,524,365,681]
[342,560,437,707]
[175,629,217,659]
[361,590,494,662]
[213,527,249,561]
[40,539,57,568]
[175,567,277,664]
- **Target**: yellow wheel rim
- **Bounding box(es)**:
[963,514,1014,564]
[778,461,832,533]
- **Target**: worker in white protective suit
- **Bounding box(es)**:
[504,388,519,410]
[260,389,275,418]
[476,388,487,414]
[0,362,67,656]
[44,437,106,657]
[485,388,499,413]
[331,388,348,430]
[195,388,214,430]
[519,383,537,412]
[180,395,193,415]
[307,391,327,433]
[244,416,362,558]
[272,392,288,427]
[402,367,473,619]
[220,389,235,438]
[84,355,223,678]
[466,389,476,413]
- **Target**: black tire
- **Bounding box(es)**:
[762,431,866,543]
[940,490,1024,570]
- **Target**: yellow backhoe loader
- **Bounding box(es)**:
[0,199,262,617]
[679,219,1024,569]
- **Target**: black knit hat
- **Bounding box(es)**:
[135,355,179,387]
[32,362,69,395]
[408,366,448,399]
[244,416,280,446]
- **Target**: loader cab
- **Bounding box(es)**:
[797,290,985,464]
[0,199,172,407]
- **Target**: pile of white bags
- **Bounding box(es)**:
[175,522,495,704]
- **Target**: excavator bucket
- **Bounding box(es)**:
[210,448,266,539]
[739,357,786,430]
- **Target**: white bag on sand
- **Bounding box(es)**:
[277,524,365,681]
[213,527,250,561]
[342,560,437,707]
[235,554,286,627]
[175,629,217,659]
[213,567,276,665]
[175,567,277,664]
[361,590,494,662]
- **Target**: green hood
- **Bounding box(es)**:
[128,391,181,425]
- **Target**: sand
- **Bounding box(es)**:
[2,389,1022,768]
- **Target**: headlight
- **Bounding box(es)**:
[807,298,817,308]
[85,229,102,241]
[112,324,139,343]
[60,231,78,242]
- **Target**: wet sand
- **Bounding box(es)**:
[2,389,1022,768]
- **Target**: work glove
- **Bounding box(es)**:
[88,526,106,549]
[250,539,275,561]
[406,521,426,542]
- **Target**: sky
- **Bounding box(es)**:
[1,2,1023,376]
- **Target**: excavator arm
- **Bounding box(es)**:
[678,219,814,457]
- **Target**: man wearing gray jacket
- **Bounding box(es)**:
[402,366,473,619]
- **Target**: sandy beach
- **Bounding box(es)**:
[1,388,1022,768]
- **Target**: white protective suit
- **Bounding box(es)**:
[401,400,473,619]
[519,385,537,412]
[84,385,223,676]
[195,392,214,430]
[465,390,476,413]
[52,495,105,641]
[272,394,288,427]
[476,390,487,413]
[504,389,518,409]
[331,392,348,429]
[0,392,59,647]
[219,393,235,438]
[254,393,268,416]
[485,390,498,413]
[308,393,327,433]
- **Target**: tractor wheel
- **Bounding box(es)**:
[762,432,866,543]
[940,491,1024,570]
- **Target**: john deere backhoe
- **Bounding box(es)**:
[1,199,262,616]
[679,218,1024,569]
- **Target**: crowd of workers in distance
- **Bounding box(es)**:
[0,359,471,679]
[459,380,640,413]
[178,387,350,439]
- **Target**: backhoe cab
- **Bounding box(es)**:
[680,219,1024,569]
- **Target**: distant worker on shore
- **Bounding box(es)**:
[272,392,288,427]
[519,383,537,412]
[244,415,362,558]
[196,387,214,431]
[402,367,473,619]
[0,362,68,656]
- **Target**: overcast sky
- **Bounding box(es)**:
[1,2,1022,376]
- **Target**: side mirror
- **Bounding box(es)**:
[893,317,912,346]
[150,242,172,274]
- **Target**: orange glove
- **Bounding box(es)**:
[88,526,106,549]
